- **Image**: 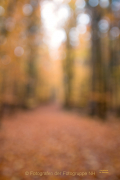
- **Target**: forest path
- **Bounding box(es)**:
[0,104,120,180]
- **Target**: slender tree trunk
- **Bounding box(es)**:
[89,8,107,118]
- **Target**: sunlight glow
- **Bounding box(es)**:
[98,19,109,33]
[110,27,120,38]
[76,0,86,9]
[77,24,87,34]
[53,0,64,4]
[57,4,71,23]
[23,4,33,16]
[100,0,109,8]
[111,1,120,11]
[89,0,99,7]
[77,13,90,25]
[41,1,70,49]
[14,47,24,57]
[50,29,66,49]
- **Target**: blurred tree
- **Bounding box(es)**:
[63,0,76,108]
[85,0,110,118]
[0,0,41,120]
[23,0,41,108]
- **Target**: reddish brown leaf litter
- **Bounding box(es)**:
[0,104,120,180]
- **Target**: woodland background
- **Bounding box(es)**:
[0,0,120,180]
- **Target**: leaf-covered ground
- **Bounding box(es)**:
[0,104,120,180]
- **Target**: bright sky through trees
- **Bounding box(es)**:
[40,0,91,50]
[41,1,71,49]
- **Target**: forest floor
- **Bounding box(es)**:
[0,104,120,180]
